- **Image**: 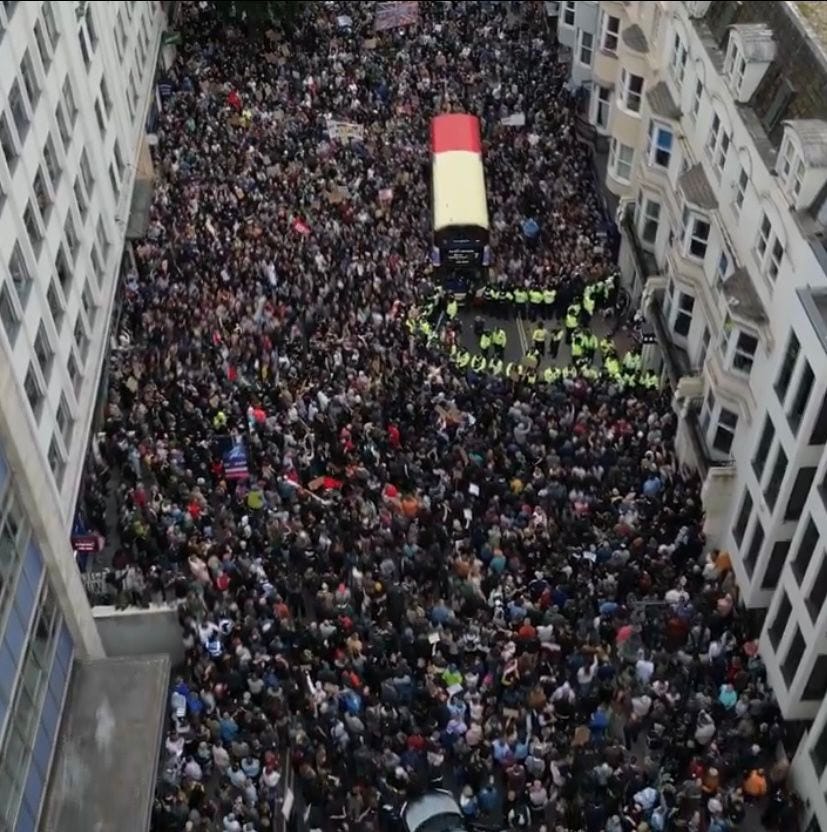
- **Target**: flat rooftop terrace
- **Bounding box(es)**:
[40,654,170,832]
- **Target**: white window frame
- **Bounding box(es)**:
[756,212,784,282]
[562,1,575,27]
[578,30,594,66]
[646,120,674,169]
[712,406,739,455]
[705,112,730,177]
[692,78,703,117]
[715,247,730,287]
[733,165,749,216]
[609,138,634,183]
[592,85,611,130]
[671,289,695,339]
[600,12,620,54]
[779,136,805,201]
[732,329,759,376]
[681,207,711,261]
[670,32,688,87]
[724,37,746,95]
[619,68,644,114]
[636,194,661,248]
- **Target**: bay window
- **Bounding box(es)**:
[720,319,758,376]
[681,207,710,260]
[713,407,738,454]
[600,12,620,53]
[636,194,661,247]
[562,1,575,27]
[646,120,673,168]
[619,69,644,113]
[592,86,611,129]
[609,138,634,182]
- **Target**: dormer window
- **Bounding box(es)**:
[724,25,776,103]
[724,39,746,95]
[779,138,805,200]
[778,121,827,210]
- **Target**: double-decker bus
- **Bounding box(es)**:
[430,114,490,291]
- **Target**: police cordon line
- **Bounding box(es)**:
[407,275,660,390]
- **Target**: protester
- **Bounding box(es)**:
[75,3,796,831]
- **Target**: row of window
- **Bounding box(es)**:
[0,464,74,830]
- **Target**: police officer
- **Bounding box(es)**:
[489,357,504,377]
[543,365,558,385]
[565,303,580,344]
[514,286,528,318]
[492,327,507,359]
[454,349,471,369]
[570,331,584,363]
[584,332,598,363]
[582,286,596,326]
[549,328,564,360]
[529,287,544,320]
[543,287,557,320]
[446,296,458,321]
[531,322,547,357]
[470,353,486,373]
[479,329,492,358]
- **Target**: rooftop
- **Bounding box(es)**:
[41,655,170,832]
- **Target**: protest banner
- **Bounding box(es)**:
[501,112,526,127]
[375,1,419,31]
[326,119,365,142]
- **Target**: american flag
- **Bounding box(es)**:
[223,441,249,480]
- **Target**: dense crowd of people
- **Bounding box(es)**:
[77,2,800,831]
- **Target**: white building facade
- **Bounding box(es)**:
[0,1,168,829]
[588,1,827,828]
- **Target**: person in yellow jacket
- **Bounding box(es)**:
[489,358,504,377]
[565,305,580,343]
[543,365,558,384]
[446,298,458,320]
[582,289,596,324]
[479,330,492,358]
[529,288,544,319]
[543,288,557,320]
[532,323,547,357]
[514,287,528,318]
[492,327,507,358]
[213,411,228,430]
[454,349,471,369]
[470,354,486,373]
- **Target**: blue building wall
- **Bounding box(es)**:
[0,446,75,830]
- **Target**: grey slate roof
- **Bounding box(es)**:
[723,267,768,323]
[622,23,649,54]
[729,23,777,62]
[784,119,827,167]
[678,163,719,210]
[646,81,681,120]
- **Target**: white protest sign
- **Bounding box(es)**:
[501,112,526,127]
